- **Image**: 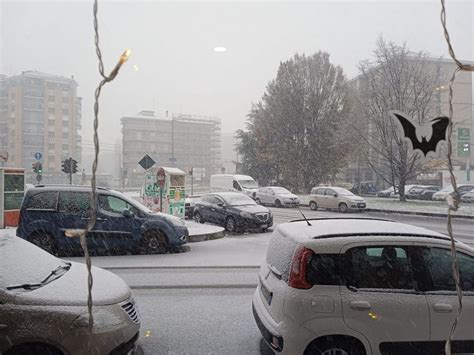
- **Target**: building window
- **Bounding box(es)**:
[62,109,69,115]
[48,96,55,102]
[48,107,55,114]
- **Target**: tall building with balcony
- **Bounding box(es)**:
[121,110,221,187]
[0,71,82,182]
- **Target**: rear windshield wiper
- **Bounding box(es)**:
[6,262,71,291]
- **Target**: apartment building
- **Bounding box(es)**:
[0,71,82,182]
[121,110,221,187]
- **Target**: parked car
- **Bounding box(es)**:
[432,184,474,201]
[418,186,441,200]
[255,186,300,207]
[350,181,379,195]
[308,186,366,212]
[406,185,440,200]
[193,192,272,232]
[461,190,474,203]
[17,185,189,256]
[0,234,140,355]
[376,186,398,198]
[210,174,259,199]
[253,217,474,355]
[388,184,421,199]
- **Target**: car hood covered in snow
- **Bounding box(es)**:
[1,235,131,306]
[233,204,270,214]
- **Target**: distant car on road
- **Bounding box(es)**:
[1,234,140,355]
[255,186,300,207]
[308,186,366,212]
[350,181,379,195]
[406,185,440,200]
[432,184,474,201]
[253,217,474,355]
[377,186,398,198]
[461,190,474,203]
[17,185,188,256]
[193,192,272,233]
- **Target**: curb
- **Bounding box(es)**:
[300,203,474,220]
[188,229,225,243]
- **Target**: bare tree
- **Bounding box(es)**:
[353,38,443,201]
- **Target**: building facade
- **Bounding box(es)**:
[343,57,473,188]
[121,111,221,187]
[0,71,82,183]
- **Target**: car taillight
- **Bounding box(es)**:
[288,246,314,289]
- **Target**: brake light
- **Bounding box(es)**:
[288,246,314,289]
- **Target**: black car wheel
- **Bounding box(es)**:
[309,201,318,211]
[29,232,57,255]
[338,202,348,213]
[255,197,261,205]
[194,211,204,224]
[225,216,237,233]
[139,230,168,254]
[275,199,282,208]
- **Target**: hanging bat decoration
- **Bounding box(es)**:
[389,110,449,157]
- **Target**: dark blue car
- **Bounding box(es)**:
[17,185,188,255]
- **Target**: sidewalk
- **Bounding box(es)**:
[298,195,474,219]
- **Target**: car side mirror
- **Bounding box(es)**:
[122,209,133,218]
[217,202,224,207]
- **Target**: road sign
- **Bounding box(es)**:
[157,167,166,188]
[138,154,155,170]
[34,152,42,160]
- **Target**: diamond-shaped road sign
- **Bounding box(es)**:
[138,154,156,170]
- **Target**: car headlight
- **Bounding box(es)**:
[72,309,123,329]
[240,212,253,219]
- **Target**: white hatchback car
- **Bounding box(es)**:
[253,218,474,355]
[0,235,140,355]
[309,187,366,212]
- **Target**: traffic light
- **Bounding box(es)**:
[71,159,78,174]
[37,162,42,175]
[188,167,193,175]
[62,159,71,174]
[32,162,38,173]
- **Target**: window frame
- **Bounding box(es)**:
[26,191,58,211]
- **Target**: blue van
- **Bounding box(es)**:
[17,185,188,255]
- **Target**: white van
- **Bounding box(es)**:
[210,174,258,198]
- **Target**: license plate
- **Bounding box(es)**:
[260,224,268,229]
[260,282,273,305]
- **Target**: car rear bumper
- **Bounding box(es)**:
[252,291,284,353]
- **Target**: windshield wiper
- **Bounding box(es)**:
[41,262,71,284]
[6,262,71,291]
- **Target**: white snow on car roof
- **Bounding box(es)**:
[276,218,447,241]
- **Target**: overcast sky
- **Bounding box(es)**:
[1,0,473,148]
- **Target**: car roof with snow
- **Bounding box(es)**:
[24,185,122,197]
[274,217,470,250]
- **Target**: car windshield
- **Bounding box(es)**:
[439,185,454,193]
[223,194,256,206]
[272,187,291,194]
[238,180,258,189]
[334,188,354,196]
[0,236,68,291]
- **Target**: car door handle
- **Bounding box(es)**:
[433,303,453,313]
[350,301,371,310]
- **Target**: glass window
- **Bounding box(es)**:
[58,191,91,214]
[4,174,24,191]
[345,246,414,290]
[233,180,242,191]
[27,192,58,210]
[307,254,340,286]
[98,194,138,215]
[422,248,474,292]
